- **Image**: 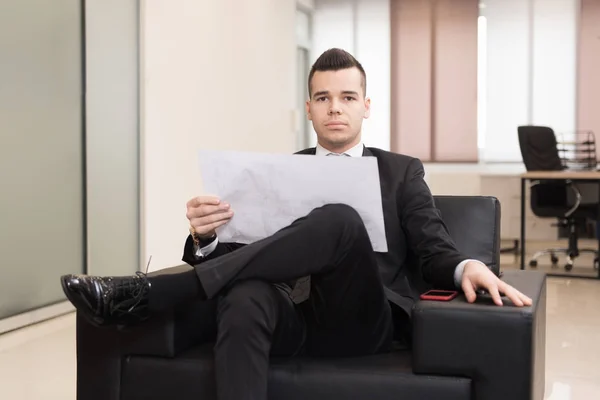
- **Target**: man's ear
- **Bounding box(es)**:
[305,100,312,120]
[364,97,371,119]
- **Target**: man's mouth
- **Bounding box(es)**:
[325,121,347,127]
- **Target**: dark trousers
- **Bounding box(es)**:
[153,204,395,400]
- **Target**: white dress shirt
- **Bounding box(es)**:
[315,141,365,157]
[195,141,481,288]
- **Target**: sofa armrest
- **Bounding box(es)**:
[122,297,217,357]
[76,298,216,400]
[411,270,546,400]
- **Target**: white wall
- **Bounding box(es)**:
[140,0,297,271]
[311,0,391,151]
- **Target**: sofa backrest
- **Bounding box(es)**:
[433,195,501,276]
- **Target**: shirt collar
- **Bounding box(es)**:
[315,141,364,157]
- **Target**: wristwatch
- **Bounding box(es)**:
[189,226,216,247]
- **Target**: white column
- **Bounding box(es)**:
[355,0,391,151]
[312,0,356,58]
[311,0,391,151]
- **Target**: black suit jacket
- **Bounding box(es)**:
[183,146,467,314]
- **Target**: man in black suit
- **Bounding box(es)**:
[61,48,531,400]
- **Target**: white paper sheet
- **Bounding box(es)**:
[197,150,388,252]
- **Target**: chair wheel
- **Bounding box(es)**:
[550,255,559,265]
[565,263,573,271]
[529,260,538,267]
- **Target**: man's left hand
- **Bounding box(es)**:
[461,261,532,307]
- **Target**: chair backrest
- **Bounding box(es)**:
[517,125,564,171]
[517,125,569,216]
[433,195,500,275]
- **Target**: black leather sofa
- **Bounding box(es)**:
[75,196,546,400]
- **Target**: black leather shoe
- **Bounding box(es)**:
[60,272,151,327]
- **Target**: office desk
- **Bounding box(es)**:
[520,171,600,279]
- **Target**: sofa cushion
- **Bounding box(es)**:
[121,344,471,400]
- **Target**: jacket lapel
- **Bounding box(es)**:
[295,147,317,155]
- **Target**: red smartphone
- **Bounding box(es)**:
[420,289,458,301]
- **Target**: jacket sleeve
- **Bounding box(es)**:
[181,235,245,266]
[398,158,466,289]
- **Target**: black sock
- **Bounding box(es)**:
[146,265,207,312]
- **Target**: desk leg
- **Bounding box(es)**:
[520,178,526,270]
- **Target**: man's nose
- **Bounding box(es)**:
[328,101,342,115]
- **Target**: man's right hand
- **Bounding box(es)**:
[186,196,234,239]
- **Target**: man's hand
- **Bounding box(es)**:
[461,261,532,307]
[186,196,234,239]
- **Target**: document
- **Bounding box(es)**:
[198,150,388,252]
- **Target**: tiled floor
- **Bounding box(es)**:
[537,273,600,399]
[0,242,599,400]
[498,241,600,399]
[0,313,76,400]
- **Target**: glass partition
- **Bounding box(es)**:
[0,0,84,320]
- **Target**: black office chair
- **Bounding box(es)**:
[518,125,599,271]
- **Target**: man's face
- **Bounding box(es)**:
[306,67,370,152]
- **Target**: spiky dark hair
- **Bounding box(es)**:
[308,48,366,97]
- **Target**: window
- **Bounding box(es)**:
[477,0,578,162]
[477,15,487,155]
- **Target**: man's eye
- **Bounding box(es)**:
[345,96,356,101]
[316,97,327,102]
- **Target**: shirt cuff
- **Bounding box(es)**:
[454,259,486,288]
[194,236,219,258]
